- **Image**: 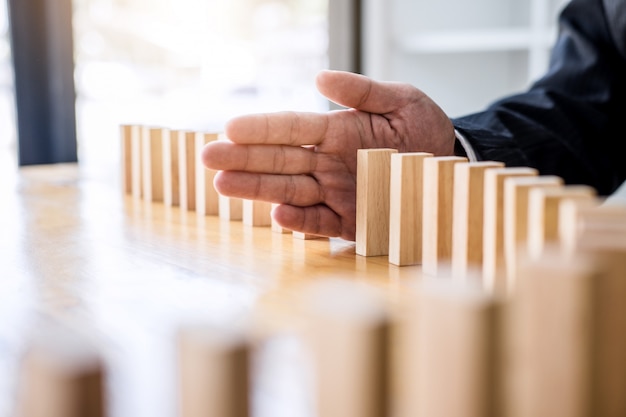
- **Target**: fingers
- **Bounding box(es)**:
[214,171,355,240]
[225,111,330,146]
[273,204,350,240]
[315,69,417,115]
[202,141,317,174]
[214,171,323,207]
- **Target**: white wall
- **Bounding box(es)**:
[361,0,570,117]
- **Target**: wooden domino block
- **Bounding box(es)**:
[141,126,165,203]
[451,161,504,278]
[219,194,243,221]
[416,281,501,417]
[356,148,398,257]
[582,249,626,417]
[527,185,597,260]
[120,124,133,195]
[15,322,106,417]
[162,128,180,207]
[509,249,626,417]
[271,203,291,234]
[178,324,250,417]
[243,199,272,227]
[560,203,626,254]
[130,124,143,199]
[422,156,468,276]
[195,132,219,216]
[178,131,198,211]
[301,279,389,417]
[503,175,563,289]
[482,167,537,292]
[388,152,433,266]
[558,197,600,255]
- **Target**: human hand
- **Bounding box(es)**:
[202,70,455,241]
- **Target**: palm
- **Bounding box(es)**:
[203,70,455,241]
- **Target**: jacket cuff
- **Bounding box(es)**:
[454,129,478,161]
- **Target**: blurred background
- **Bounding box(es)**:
[0,0,569,175]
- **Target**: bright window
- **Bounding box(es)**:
[74,0,329,169]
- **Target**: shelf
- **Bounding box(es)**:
[399,27,557,54]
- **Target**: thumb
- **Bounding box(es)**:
[315,70,416,114]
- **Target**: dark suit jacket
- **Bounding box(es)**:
[453,0,626,196]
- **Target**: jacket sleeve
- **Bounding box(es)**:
[451,0,626,196]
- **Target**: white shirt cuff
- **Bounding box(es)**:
[454,129,478,162]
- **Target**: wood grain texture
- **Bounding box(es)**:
[178,130,197,211]
[130,124,143,199]
[503,176,563,290]
[195,132,219,216]
[162,128,180,207]
[451,161,504,278]
[422,156,468,277]
[3,163,423,416]
[120,124,133,195]
[527,185,597,260]
[356,149,398,257]
[482,167,537,292]
[388,152,433,266]
[9,158,625,417]
[141,126,165,203]
[564,204,626,253]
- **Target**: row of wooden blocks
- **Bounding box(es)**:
[121,124,623,290]
[355,149,625,292]
[119,125,320,240]
[13,243,626,417]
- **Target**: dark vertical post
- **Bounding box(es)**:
[7,0,77,166]
[328,0,362,75]
[327,0,362,111]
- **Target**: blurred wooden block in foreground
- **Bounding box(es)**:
[178,324,251,417]
[416,281,501,417]
[15,321,106,417]
[509,248,626,417]
[300,279,390,417]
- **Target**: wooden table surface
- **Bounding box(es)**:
[0,163,422,417]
